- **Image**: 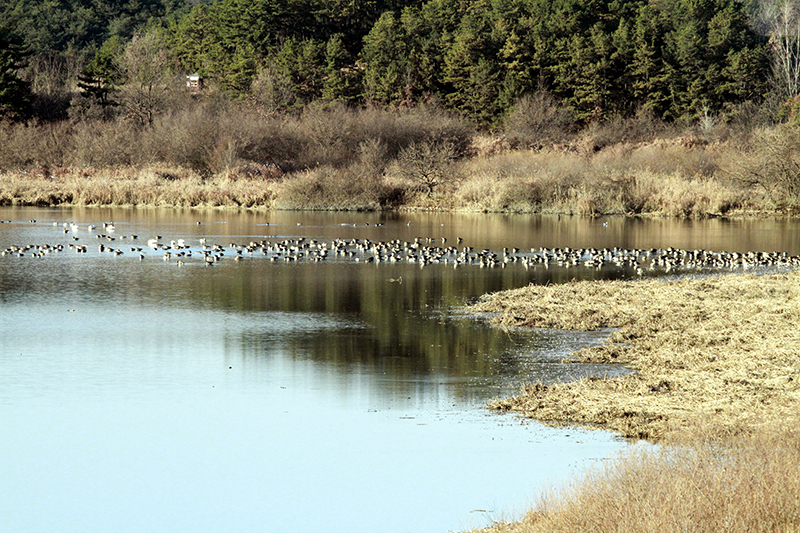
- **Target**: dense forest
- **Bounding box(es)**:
[2,0,799,125]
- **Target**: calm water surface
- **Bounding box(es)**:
[2,207,798,532]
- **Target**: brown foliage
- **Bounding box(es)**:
[0,102,797,215]
[723,124,800,212]
[481,423,800,533]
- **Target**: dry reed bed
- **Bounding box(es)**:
[0,167,278,208]
[0,127,782,214]
[467,272,800,441]
[0,161,757,215]
[476,423,800,533]
[467,272,800,533]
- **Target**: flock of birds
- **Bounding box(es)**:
[2,219,800,276]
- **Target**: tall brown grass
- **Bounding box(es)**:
[482,423,800,533]
[454,141,745,216]
[0,166,277,208]
[0,101,795,214]
[467,271,800,533]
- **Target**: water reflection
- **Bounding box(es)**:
[3,207,799,396]
[0,244,627,400]
[5,206,800,250]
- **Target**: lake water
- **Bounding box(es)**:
[2,207,799,533]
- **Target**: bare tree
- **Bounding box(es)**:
[396,141,458,196]
[119,30,174,125]
[760,0,800,101]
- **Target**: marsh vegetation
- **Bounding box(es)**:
[3,102,800,215]
[477,423,800,533]
[466,271,800,532]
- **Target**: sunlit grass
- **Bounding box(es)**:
[0,108,795,215]
[478,423,800,533]
[466,271,800,532]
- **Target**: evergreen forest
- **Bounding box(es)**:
[2,0,799,125]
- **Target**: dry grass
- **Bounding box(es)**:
[465,272,800,533]
[0,166,277,208]
[454,141,748,216]
[468,272,800,441]
[478,422,800,533]
[0,112,792,214]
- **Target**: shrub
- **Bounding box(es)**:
[576,107,670,152]
[0,120,74,169]
[503,91,576,149]
[724,124,800,211]
[288,103,474,170]
[275,165,392,210]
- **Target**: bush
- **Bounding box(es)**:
[725,124,800,211]
[287,103,474,170]
[0,120,74,169]
[503,91,577,149]
[576,107,670,152]
[275,164,394,210]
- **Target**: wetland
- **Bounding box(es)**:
[2,207,800,532]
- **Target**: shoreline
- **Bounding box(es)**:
[1,126,799,217]
[0,193,795,219]
[0,180,796,219]
[3,200,800,533]
[463,271,800,532]
[466,271,800,442]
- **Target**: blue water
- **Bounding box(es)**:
[5,208,797,532]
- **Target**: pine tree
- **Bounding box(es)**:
[361,12,407,105]
[0,28,32,120]
[322,34,361,102]
[77,35,125,108]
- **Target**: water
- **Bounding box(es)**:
[2,207,798,532]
